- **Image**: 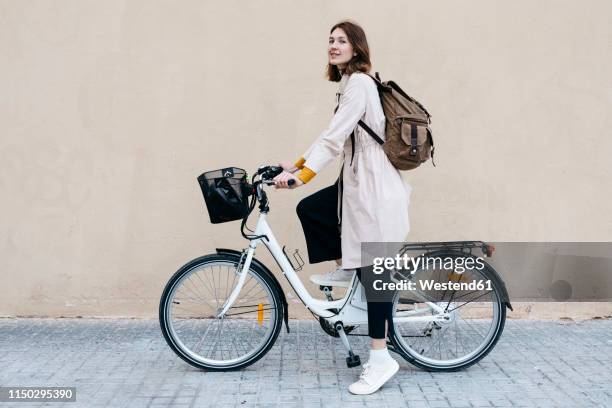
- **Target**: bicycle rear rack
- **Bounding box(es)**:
[399,241,495,257]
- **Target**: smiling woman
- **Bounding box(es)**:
[326,22,371,82]
[273,20,412,395]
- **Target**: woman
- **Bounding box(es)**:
[273,20,411,395]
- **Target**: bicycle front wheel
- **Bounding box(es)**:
[159,253,283,371]
[391,251,506,371]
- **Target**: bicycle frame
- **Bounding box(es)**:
[218,211,451,326]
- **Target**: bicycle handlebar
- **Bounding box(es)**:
[241,165,294,241]
[256,165,295,186]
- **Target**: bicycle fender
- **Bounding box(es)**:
[215,248,291,332]
[481,258,513,311]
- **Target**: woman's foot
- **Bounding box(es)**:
[309,267,355,288]
[348,350,399,395]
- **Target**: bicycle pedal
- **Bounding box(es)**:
[346,353,361,368]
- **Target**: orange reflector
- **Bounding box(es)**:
[257,303,264,326]
[448,273,462,282]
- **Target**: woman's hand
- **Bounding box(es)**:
[279,160,298,173]
[273,171,303,189]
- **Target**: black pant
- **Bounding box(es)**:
[296,182,342,264]
[356,266,396,340]
[296,183,395,340]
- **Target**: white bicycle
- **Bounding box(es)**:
[159,165,512,371]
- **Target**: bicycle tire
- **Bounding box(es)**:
[159,253,284,371]
[390,250,507,371]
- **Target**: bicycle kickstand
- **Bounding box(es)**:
[335,322,361,368]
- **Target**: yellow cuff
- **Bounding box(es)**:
[297,166,316,184]
[294,157,306,170]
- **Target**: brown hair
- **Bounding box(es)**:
[326,20,372,82]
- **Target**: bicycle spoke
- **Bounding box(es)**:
[192,319,217,353]
[194,270,218,304]
[181,278,207,304]
[186,275,209,301]
[224,265,231,301]
[447,291,494,313]
[211,265,219,309]
[224,307,274,317]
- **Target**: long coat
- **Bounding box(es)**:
[302,72,412,269]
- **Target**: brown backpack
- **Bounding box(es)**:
[355,72,435,171]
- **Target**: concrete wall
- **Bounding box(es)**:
[1,0,611,318]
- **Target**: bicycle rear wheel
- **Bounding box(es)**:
[391,251,506,371]
[159,253,283,371]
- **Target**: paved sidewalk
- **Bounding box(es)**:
[0,318,610,408]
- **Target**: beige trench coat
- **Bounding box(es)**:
[302,72,412,269]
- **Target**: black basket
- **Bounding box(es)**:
[197,167,250,224]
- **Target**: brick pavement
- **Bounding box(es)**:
[0,318,610,408]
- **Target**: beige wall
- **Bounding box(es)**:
[1,1,611,318]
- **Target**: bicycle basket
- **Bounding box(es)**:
[197,167,251,224]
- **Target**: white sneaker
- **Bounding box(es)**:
[348,359,400,395]
[309,267,355,288]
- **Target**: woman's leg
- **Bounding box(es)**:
[356,266,395,342]
[349,266,399,395]
[371,325,388,349]
[296,183,342,264]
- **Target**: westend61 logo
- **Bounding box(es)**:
[371,254,492,292]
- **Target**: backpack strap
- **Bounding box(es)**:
[350,120,384,167]
[357,120,384,145]
[350,132,355,166]
[358,72,387,148]
[336,87,385,166]
[365,72,391,93]
[427,128,436,167]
